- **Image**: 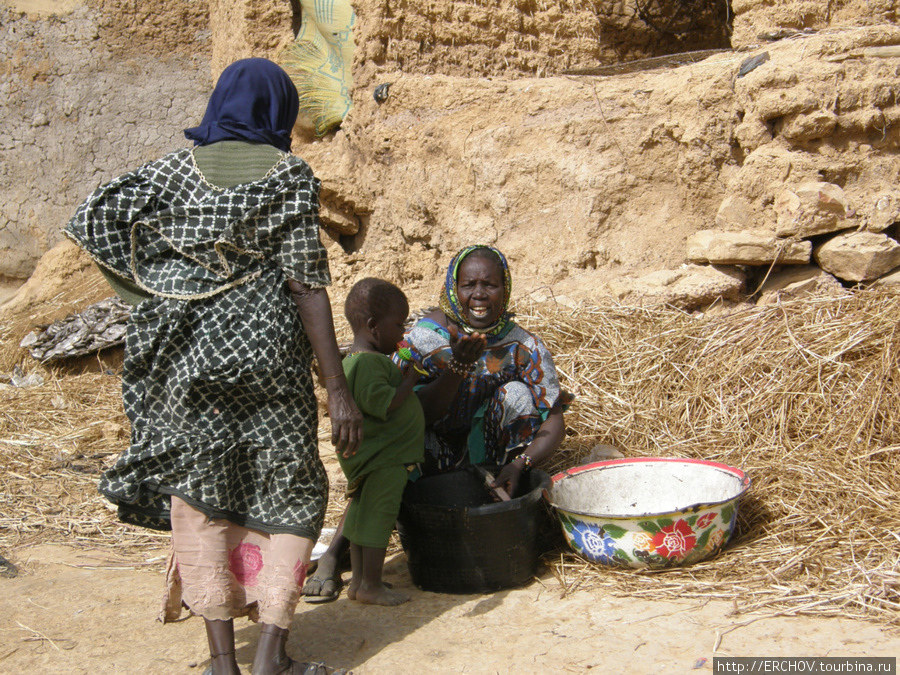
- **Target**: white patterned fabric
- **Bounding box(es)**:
[65,148,330,539]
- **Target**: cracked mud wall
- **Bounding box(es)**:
[5,0,900,309]
[293,25,900,304]
[731,0,900,47]
[0,0,211,281]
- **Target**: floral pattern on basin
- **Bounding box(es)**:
[549,458,748,570]
[556,499,737,569]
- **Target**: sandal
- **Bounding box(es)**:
[301,569,343,604]
[300,663,349,675]
[273,660,349,675]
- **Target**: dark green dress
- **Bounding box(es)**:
[65,145,330,540]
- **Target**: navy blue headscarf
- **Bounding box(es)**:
[184,58,299,153]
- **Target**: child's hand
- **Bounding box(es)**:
[403,362,422,382]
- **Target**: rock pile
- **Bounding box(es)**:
[684,180,900,306]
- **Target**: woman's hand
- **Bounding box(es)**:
[490,407,567,497]
[448,324,487,365]
[491,459,526,498]
[416,324,487,424]
[326,383,363,458]
[287,279,364,457]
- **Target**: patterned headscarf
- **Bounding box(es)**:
[439,245,513,337]
[184,58,299,153]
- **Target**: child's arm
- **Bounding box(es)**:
[387,363,421,413]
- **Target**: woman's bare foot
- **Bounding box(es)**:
[300,562,342,602]
[348,580,409,606]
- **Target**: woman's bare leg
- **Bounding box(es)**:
[252,624,329,675]
[205,618,241,675]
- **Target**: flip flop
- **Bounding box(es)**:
[294,663,347,675]
[302,570,343,604]
[0,554,18,579]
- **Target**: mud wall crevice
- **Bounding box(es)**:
[347,0,733,84]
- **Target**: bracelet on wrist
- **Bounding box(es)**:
[515,452,533,470]
[446,356,472,376]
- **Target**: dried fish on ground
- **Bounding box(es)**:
[19,296,131,363]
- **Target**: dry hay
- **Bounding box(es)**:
[522,288,900,626]
[2,288,900,625]
[0,368,166,557]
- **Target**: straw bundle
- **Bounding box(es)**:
[2,288,899,624]
[0,370,168,557]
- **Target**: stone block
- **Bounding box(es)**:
[606,264,746,312]
[775,181,854,238]
[687,229,811,266]
[814,231,900,282]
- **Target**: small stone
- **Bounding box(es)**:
[715,195,756,230]
[867,191,900,232]
[0,554,17,579]
[756,266,844,305]
[781,109,838,143]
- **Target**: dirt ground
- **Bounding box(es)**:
[4,547,899,675]
[3,449,899,675]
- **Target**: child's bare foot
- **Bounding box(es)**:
[347,576,393,599]
[350,581,409,606]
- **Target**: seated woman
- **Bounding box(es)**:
[302,244,573,601]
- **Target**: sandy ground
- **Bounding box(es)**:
[3,442,900,674]
[2,542,899,675]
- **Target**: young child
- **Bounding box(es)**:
[338,277,424,605]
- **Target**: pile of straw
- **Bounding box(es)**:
[525,289,900,624]
[1,288,899,624]
[0,369,168,557]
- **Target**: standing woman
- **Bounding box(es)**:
[65,58,360,675]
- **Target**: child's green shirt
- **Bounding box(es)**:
[338,352,425,486]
